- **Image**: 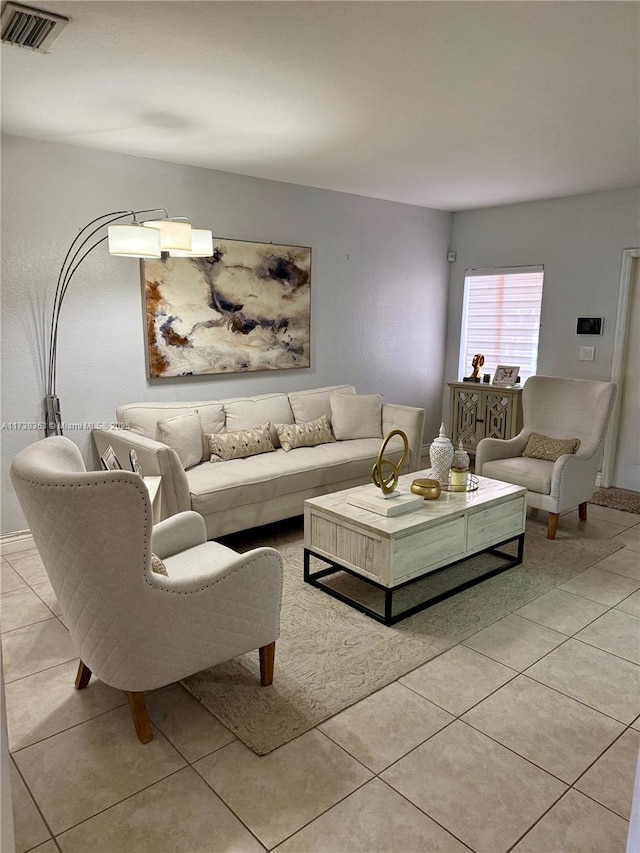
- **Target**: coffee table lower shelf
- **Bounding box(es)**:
[303,533,525,626]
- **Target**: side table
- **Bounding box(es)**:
[143,476,162,523]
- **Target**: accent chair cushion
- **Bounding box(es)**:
[150,553,169,576]
[157,412,203,470]
[522,432,581,462]
[330,392,383,440]
[275,415,336,452]
[207,423,275,463]
[482,457,554,495]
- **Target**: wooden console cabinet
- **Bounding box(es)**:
[448,381,523,455]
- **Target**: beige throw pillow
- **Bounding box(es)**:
[275,415,336,452]
[157,412,203,470]
[206,423,275,463]
[289,386,355,424]
[150,553,169,576]
[330,392,383,440]
[522,432,581,462]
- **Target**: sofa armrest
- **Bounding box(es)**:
[152,511,207,558]
[382,404,425,472]
[92,428,190,519]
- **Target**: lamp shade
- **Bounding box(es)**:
[108,224,162,258]
[170,229,214,258]
[143,219,192,252]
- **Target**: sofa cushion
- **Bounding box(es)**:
[522,432,581,462]
[116,401,224,462]
[482,457,553,494]
[289,385,355,424]
[157,412,203,470]
[275,415,335,452]
[223,393,293,448]
[330,392,383,440]
[186,434,406,516]
[207,423,275,463]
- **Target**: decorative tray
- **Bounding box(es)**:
[441,473,479,493]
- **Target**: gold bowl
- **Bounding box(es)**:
[410,478,441,500]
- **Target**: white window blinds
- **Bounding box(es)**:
[458,266,544,382]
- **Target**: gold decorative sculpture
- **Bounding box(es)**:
[371,429,409,495]
[410,478,441,500]
[467,353,485,381]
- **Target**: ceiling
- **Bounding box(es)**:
[2,1,639,211]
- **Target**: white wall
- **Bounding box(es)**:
[1,135,452,534]
[444,187,640,406]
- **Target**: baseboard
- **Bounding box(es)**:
[0,530,35,555]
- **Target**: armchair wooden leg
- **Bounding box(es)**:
[126,692,153,744]
[259,642,276,687]
[74,660,92,690]
[547,513,560,540]
[579,502,588,521]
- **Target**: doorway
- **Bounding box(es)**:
[602,248,640,489]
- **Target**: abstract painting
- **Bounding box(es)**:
[142,238,311,377]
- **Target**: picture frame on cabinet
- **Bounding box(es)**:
[492,365,520,387]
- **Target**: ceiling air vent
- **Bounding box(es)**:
[1,2,68,51]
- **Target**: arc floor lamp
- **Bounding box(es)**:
[44,208,213,436]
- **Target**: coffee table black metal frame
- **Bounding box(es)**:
[303,532,525,626]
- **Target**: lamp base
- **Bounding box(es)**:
[44,395,62,437]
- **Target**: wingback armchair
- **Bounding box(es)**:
[10,436,283,743]
[475,375,617,539]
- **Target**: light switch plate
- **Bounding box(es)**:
[579,346,595,361]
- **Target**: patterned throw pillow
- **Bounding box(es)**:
[274,415,336,452]
[150,553,169,576]
[522,432,581,462]
[206,422,275,463]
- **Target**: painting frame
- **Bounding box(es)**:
[492,364,520,387]
[141,237,311,378]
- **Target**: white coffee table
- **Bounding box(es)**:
[303,471,526,625]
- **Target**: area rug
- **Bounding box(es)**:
[590,486,640,514]
[181,519,622,755]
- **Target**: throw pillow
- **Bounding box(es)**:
[275,415,336,452]
[289,386,355,424]
[330,392,383,440]
[522,432,581,462]
[206,422,275,463]
[157,412,203,470]
[150,553,169,576]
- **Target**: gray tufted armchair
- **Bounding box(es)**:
[10,436,283,743]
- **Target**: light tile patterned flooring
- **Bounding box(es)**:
[2,504,639,853]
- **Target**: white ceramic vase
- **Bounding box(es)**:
[452,440,470,472]
[430,423,454,486]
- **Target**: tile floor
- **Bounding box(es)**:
[2,503,639,853]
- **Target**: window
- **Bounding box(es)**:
[458,266,544,382]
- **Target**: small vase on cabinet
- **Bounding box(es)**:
[430,423,454,486]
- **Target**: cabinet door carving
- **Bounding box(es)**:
[448,382,523,454]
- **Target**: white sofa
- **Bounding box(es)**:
[93,385,425,538]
